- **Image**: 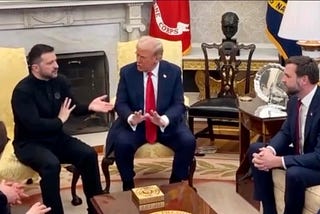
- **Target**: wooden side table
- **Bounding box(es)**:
[236,97,286,210]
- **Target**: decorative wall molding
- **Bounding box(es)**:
[0,1,276,98]
[124,3,146,40]
[0,1,152,10]
[0,1,150,31]
[23,7,73,28]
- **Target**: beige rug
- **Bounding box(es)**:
[110,153,238,181]
[23,153,239,196]
[14,154,259,214]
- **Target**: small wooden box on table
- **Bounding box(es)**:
[131,185,165,211]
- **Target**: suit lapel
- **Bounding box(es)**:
[157,61,168,109]
[304,87,320,140]
[132,67,144,110]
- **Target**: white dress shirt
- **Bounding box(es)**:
[127,62,169,131]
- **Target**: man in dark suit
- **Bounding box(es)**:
[106,36,196,191]
[248,56,320,214]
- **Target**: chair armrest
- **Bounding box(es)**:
[110,96,116,105]
[184,95,190,107]
[0,121,8,155]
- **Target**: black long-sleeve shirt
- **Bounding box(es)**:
[11,74,90,144]
[0,191,9,214]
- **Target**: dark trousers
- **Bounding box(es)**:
[13,135,102,214]
[113,124,195,190]
[248,142,320,214]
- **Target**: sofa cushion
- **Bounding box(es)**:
[0,47,28,140]
[272,168,320,214]
[0,140,37,181]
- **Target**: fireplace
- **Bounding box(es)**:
[57,51,110,135]
[0,1,150,136]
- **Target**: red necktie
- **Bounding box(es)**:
[145,72,157,143]
[295,100,302,154]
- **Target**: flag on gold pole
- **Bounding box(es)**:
[266,0,301,59]
[149,0,191,55]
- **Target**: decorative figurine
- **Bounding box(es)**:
[221,12,240,55]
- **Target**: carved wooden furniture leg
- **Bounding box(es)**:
[64,165,82,206]
[188,157,197,191]
[101,156,115,194]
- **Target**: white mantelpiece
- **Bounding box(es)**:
[0,0,152,98]
[0,1,150,9]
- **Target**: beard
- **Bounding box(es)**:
[285,85,300,96]
[285,80,301,97]
[42,69,58,80]
[286,88,299,96]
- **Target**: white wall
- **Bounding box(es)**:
[0,1,271,98]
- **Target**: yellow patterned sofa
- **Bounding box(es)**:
[272,169,320,214]
[0,47,82,206]
[0,47,37,181]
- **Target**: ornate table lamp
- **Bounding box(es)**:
[278,1,320,59]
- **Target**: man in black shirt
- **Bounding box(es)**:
[11,44,113,214]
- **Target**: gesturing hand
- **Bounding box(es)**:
[88,95,114,113]
[10,181,28,204]
[147,110,166,127]
[0,180,28,205]
[130,110,146,126]
[58,97,76,123]
[26,202,51,214]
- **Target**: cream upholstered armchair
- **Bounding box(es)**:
[101,38,196,193]
[0,47,82,206]
[272,169,320,214]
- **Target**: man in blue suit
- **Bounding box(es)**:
[248,56,320,214]
[106,36,196,191]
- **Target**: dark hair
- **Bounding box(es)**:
[285,56,319,84]
[27,44,54,71]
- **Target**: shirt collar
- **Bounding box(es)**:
[145,62,159,78]
[301,85,317,108]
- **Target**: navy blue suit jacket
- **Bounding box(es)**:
[106,60,187,155]
[269,86,320,169]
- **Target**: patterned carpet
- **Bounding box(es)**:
[23,153,239,196]
[9,153,248,214]
[126,153,238,181]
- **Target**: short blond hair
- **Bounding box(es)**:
[137,36,163,60]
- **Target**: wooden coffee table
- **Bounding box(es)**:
[91,182,217,214]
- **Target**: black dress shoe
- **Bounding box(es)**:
[87,207,97,214]
[123,180,134,191]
